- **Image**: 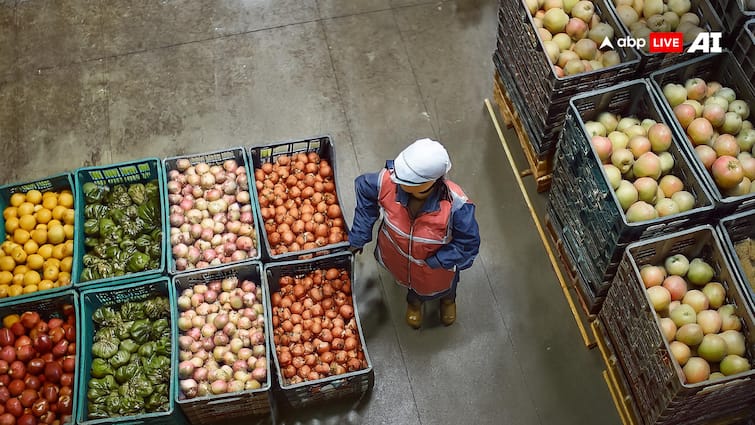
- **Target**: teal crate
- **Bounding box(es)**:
[163,147,262,275]
[77,277,179,425]
[172,260,274,425]
[263,251,374,409]
[72,158,169,288]
[0,289,80,425]
[0,173,78,301]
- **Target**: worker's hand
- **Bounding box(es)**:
[349,246,363,255]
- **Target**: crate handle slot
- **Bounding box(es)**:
[697,377,751,394]
[208,397,242,405]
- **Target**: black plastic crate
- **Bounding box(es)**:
[172,261,274,425]
[711,0,755,45]
[263,251,374,409]
[599,225,755,425]
[649,52,755,217]
[163,147,262,274]
[248,136,350,262]
[718,209,755,312]
[734,19,755,87]
[548,79,716,313]
[607,0,724,76]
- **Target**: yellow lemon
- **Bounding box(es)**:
[22,284,38,294]
[0,272,11,286]
[26,254,44,271]
[47,225,65,245]
[62,209,75,226]
[13,229,30,245]
[10,247,26,264]
[1,242,17,256]
[12,265,27,275]
[60,256,72,273]
[0,257,14,272]
[3,207,17,221]
[22,270,40,287]
[42,265,58,282]
[63,241,74,257]
[57,272,71,286]
[63,224,74,241]
[17,202,34,217]
[58,192,73,208]
[9,193,25,207]
[30,229,47,246]
[23,240,39,255]
[38,280,54,291]
[18,214,36,231]
[47,219,62,228]
[37,244,53,259]
[51,205,67,221]
[42,195,58,210]
[4,217,19,235]
[11,273,24,287]
[25,190,42,205]
[7,284,22,297]
[0,284,8,297]
[43,258,60,270]
[35,208,52,224]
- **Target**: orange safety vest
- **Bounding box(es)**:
[375,169,469,296]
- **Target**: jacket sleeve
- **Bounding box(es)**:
[425,202,480,271]
[349,172,382,249]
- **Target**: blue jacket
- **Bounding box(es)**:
[350,163,480,272]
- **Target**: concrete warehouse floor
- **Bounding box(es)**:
[0,0,623,424]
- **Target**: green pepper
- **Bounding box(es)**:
[80,268,96,282]
[109,207,126,224]
[84,218,100,236]
[125,204,139,218]
[109,350,131,369]
[84,236,100,249]
[122,218,145,239]
[92,243,109,259]
[104,245,120,260]
[130,319,152,344]
[135,235,152,253]
[122,302,147,320]
[91,339,119,359]
[85,204,109,219]
[137,341,155,358]
[119,339,139,354]
[120,395,146,415]
[83,182,109,203]
[94,262,113,279]
[145,390,168,411]
[90,358,115,379]
[92,306,122,327]
[127,183,147,205]
[147,243,161,261]
[82,254,102,268]
[98,218,116,239]
[137,200,158,225]
[115,362,138,384]
[127,252,150,273]
[145,180,159,201]
[119,239,136,254]
[107,184,132,209]
[144,298,169,320]
[104,392,123,416]
[129,373,154,398]
[151,318,170,340]
[93,326,118,342]
[150,228,162,242]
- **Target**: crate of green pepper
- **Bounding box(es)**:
[0,289,80,425]
[72,158,169,289]
[173,260,274,425]
[77,277,180,425]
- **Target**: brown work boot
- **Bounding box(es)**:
[440,299,456,326]
[406,302,422,329]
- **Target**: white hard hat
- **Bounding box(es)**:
[390,138,452,186]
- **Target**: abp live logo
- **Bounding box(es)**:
[601,32,723,54]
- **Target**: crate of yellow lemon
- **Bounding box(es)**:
[0,173,77,301]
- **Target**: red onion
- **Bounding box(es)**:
[204,290,218,304]
[180,198,194,212]
[236,191,250,204]
[240,211,254,224]
[237,173,248,190]
[201,324,217,338]
[182,184,194,196]
[213,332,229,347]
[169,193,184,205]
[176,258,189,271]
[251,331,264,346]
[187,247,201,264]
[191,315,205,328]
[236,236,254,251]
[226,220,242,234]
[179,350,192,361]
[193,367,208,382]
[198,382,211,397]
[186,209,203,224]
[210,380,227,395]
[201,228,215,243]
[168,169,182,180]
[180,379,198,398]
[176,158,192,171]
[177,317,192,332]
[205,189,222,201]
[202,338,215,352]
[192,186,204,199]
[178,361,195,379]
[189,356,204,369]
[252,367,266,382]
[200,173,216,189]
[227,380,245,393]
[252,344,265,358]
[173,243,189,259]
[195,162,210,175]
[190,293,204,308]
[186,327,201,341]
[223,160,238,173]
[190,341,203,353]
[187,173,201,186]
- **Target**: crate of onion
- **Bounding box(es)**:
[249,136,350,262]
[263,251,373,409]
[173,261,273,425]
[164,147,262,275]
[0,289,79,425]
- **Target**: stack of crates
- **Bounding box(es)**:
[710,0,755,47]
[733,19,755,87]
[547,80,715,313]
[493,0,639,163]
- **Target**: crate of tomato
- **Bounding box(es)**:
[0,290,79,425]
[264,251,373,409]
[164,147,262,275]
[76,277,180,425]
[72,158,169,288]
[249,136,350,262]
[0,173,78,302]
[173,261,274,425]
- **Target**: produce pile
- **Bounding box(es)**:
[661,78,755,195]
[642,254,753,383]
[176,276,268,399]
[0,307,77,425]
[167,159,258,271]
[254,152,347,256]
[271,267,367,385]
[587,114,697,222]
[1,190,75,297]
[527,0,622,76]
[79,181,162,282]
[613,0,708,51]
[86,296,172,419]
[734,238,755,287]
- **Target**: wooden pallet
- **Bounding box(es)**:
[543,213,598,325]
[492,71,553,192]
[592,319,640,425]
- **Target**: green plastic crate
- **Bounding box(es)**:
[172,260,274,425]
[0,289,80,425]
[72,158,169,289]
[77,277,179,425]
[263,251,374,409]
[0,173,78,301]
[163,147,262,275]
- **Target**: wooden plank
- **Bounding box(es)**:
[593,320,640,425]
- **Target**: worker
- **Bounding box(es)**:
[349,138,480,329]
